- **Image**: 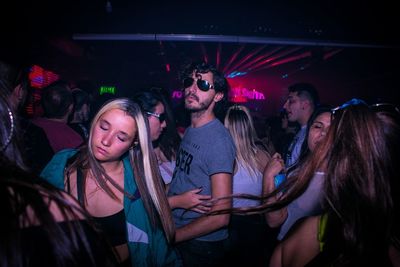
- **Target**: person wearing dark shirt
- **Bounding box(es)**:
[0,82,117,267]
[68,88,91,140]
[32,81,83,153]
[0,60,53,174]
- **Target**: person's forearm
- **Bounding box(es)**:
[263,174,288,227]
[174,172,233,243]
[168,195,181,209]
[175,213,230,242]
[265,208,287,228]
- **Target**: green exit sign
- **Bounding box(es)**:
[99,86,116,95]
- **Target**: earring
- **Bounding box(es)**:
[132,140,139,148]
[129,141,138,152]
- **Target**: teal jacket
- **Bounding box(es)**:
[40,149,180,267]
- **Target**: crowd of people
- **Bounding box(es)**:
[1,58,399,267]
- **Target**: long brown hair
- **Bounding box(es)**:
[317,104,392,265]
[374,105,400,253]
[213,103,396,265]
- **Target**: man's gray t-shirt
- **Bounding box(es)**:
[168,119,235,241]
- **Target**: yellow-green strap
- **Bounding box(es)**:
[318,213,328,252]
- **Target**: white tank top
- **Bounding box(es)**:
[159,161,175,185]
[232,163,263,208]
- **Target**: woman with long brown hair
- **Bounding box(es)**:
[212,100,400,266]
[269,101,399,266]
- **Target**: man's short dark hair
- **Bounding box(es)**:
[180,61,229,95]
[41,81,73,119]
[288,82,319,107]
[179,60,230,115]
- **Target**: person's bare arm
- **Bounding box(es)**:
[263,153,288,227]
[270,216,320,267]
[175,172,232,242]
[168,188,211,213]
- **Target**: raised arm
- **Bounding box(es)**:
[263,153,288,227]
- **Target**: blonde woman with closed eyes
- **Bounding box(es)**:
[41,98,180,267]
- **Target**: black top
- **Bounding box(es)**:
[76,168,128,246]
[92,209,128,246]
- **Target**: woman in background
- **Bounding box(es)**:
[131,88,180,185]
[263,106,332,241]
[223,104,276,267]
[269,101,399,266]
[211,100,400,266]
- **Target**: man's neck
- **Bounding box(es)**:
[298,109,313,127]
[191,109,215,128]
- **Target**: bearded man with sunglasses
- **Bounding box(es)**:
[168,61,236,267]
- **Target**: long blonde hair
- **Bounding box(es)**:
[224,105,263,180]
[67,98,175,242]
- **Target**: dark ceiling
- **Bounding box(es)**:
[2,1,399,116]
[11,1,398,44]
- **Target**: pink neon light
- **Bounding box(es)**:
[223,45,245,73]
[172,87,266,102]
[225,45,267,75]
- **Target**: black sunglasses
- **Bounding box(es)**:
[370,103,400,115]
[182,77,215,92]
[146,112,166,123]
[331,99,400,120]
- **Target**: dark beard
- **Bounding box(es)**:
[185,97,213,114]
